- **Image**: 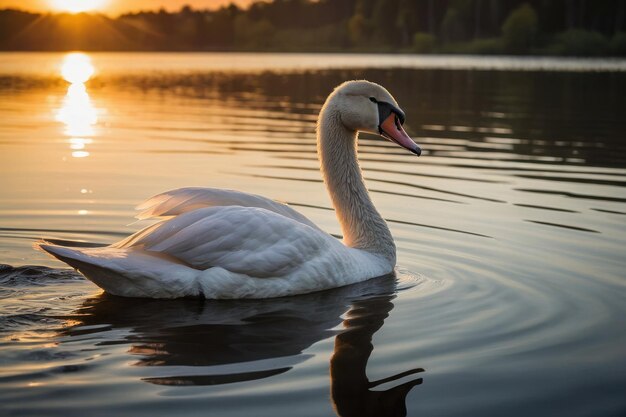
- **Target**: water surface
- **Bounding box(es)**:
[1,53,625,416]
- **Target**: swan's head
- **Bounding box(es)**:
[322,80,421,156]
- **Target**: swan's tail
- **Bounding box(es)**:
[36,242,131,295]
[35,241,198,298]
[36,241,92,268]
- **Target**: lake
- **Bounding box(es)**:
[1,52,625,416]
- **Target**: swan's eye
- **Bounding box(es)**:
[369,97,377,103]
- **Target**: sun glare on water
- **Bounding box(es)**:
[57,53,101,159]
[51,0,107,13]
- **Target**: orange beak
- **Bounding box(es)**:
[379,114,421,156]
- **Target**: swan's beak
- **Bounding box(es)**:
[380,114,422,156]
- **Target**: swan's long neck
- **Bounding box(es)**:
[317,105,396,265]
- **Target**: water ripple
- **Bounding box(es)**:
[1,54,625,416]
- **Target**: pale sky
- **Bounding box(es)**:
[0,0,258,16]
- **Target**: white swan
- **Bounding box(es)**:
[38,80,421,299]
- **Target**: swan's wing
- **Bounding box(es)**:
[119,206,344,278]
[136,187,319,229]
[38,205,390,298]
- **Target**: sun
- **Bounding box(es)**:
[51,0,107,13]
[61,52,95,84]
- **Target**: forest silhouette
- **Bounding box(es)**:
[1,0,625,55]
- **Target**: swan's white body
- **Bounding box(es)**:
[39,81,420,299]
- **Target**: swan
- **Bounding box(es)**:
[37,80,421,299]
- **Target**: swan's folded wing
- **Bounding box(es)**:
[125,205,343,278]
[136,187,319,229]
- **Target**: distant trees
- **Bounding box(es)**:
[502,3,538,53]
[0,0,624,55]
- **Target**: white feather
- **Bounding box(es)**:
[135,187,319,229]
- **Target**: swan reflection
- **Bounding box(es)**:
[62,275,423,415]
[55,53,99,158]
[331,295,424,417]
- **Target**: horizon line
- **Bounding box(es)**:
[0,4,252,18]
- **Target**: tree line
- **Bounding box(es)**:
[1,0,625,55]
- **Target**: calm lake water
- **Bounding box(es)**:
[1,53,625,416]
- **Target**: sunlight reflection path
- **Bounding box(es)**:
[56,53,100,159]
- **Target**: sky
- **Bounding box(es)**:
[0,0,258,16]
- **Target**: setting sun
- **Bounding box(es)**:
[51,0,107,13]
[61,52,94,84]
